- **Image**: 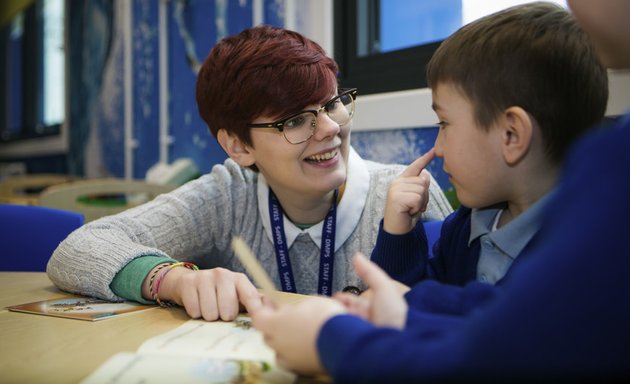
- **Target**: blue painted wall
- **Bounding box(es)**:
[90,0,286,178]
[353,126,456,206]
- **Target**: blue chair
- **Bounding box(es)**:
[0,204,84,271]
[423,220,443,258]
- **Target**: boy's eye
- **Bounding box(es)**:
[436,121,448,129]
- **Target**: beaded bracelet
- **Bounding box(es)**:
[148,263,172,306]
[151,261,199,308]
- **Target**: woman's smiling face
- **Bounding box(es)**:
[247,99,352,199]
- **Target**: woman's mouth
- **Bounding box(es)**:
[305,149,337,163]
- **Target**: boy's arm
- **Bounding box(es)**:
[371,149,435,284]
[370,219,429,285]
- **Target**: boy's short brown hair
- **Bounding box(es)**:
[427,1,608,163]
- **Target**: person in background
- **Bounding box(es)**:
[371,0,607,288]
[252,2,630,381]
[47,25,452,322]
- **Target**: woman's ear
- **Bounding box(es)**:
[217,129,256,167]
[500,106,534,166]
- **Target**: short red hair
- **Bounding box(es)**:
[196,25,339,146]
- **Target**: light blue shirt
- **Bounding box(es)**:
[470,190,556,284]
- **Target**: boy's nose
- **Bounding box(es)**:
[434,129,445,158]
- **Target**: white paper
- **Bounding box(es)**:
[81,316,295,384]
[138,317,275,362]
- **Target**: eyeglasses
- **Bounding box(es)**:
[247,88,357,144]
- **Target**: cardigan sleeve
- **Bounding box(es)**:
[110,255,176,304]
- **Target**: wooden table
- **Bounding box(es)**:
[0,272,190,383]
[0,272,324,384]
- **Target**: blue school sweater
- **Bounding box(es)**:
[373,204,545,287]
[371,207,480,286]
[317,115,630,382]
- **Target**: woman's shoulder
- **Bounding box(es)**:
[172,158,259,200]
[196,158,258,184]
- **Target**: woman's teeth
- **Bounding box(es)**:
[306,150,336,162]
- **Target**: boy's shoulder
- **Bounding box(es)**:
[443,206,473,232]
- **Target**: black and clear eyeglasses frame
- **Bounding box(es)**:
[247,88,357,144]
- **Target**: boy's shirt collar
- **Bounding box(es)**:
[469,189,557,258]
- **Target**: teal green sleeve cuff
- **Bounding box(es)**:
[110,255,176,304]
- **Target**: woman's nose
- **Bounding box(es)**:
[312,111,341,140]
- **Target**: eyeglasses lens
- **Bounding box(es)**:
[283,92,355,144]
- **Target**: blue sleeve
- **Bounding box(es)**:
[370,219,429,285]
[404,279,497,316]
[318,281,498,382]
[317,312,469,383]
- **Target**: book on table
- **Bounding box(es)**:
[8,296,155,321]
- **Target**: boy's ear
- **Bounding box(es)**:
[500,106,534,166]
[217,129,256,167]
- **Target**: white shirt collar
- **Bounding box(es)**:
[257,146,370,251]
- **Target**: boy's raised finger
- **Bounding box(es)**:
[401,148,435,177]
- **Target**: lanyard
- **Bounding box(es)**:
[268,188,338,296]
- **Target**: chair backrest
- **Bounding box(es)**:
[423,220,443,258]
[0,174,78,205]
[0,204,84,271]
[38,178,176,222]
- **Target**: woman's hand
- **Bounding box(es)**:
[145,265,263,321]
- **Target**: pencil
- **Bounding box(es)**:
[231,236,279,306]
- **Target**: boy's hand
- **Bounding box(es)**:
[251,296,346,375]
[384,148,435,234]
[334,253,408,329]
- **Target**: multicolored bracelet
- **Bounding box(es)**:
[148,263,172,306]
[149,261,199,308]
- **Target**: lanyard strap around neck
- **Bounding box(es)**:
[268,188,338,296]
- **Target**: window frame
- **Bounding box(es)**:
[0,0,68,158]
[333,0,442,95]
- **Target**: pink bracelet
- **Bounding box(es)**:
[148,263,172,306]
[152,261,199,308]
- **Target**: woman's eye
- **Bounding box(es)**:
[325,99,340,112]
[285,115,306,129]
[436,121,448,129]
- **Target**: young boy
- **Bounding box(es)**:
[252,1,630,381]
[371,1,608,287]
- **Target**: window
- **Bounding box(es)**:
[0,0,66,143]
[334,0,567,95]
